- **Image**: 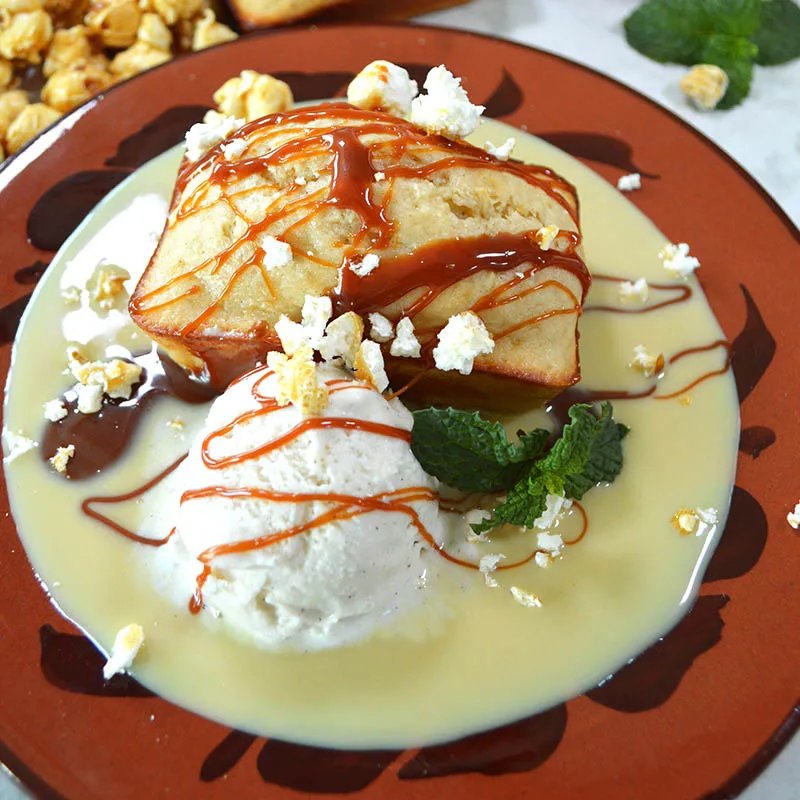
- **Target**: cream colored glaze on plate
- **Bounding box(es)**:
[2,116,739,748]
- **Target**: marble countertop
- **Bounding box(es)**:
[417,2,800,799]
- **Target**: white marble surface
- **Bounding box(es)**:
[417,2,800,799]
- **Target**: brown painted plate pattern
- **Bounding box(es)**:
[0,23,798,800]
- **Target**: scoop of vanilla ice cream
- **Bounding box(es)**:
[174,362,440,651]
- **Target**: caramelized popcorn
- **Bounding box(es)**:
[191,8,236,51]
[1,0,46,11]
[5,102,60,154]
[213,69,293,122]
[680,64,728,111]
[266,344,329,417]
[41,62,113,112]
[0,9,53,64]
[49,443,75,473]
[0,88,29,142]
[629,344,664,378]
[354,340,389,393]
[141,0,203,25]
[346,60,418,117]
[86,262,130,311]
[0,58,12,89]
[68,352,142,399]
[535,224,559,251]
[42,25,96,77]
[84,0,141,48]
[136,11,170,50]
[109,39,169,79]
[318,311,364,369]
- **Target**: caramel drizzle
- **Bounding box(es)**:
[585,273,692,314]
[130,102,588,353]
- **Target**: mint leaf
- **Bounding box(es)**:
[410,407,548,493]
[700,33,758,108]
[624,0,712,64]
[752,0,800,65]
[471,403,629,535]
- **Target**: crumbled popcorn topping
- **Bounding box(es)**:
[349,253,380,278]
[367,312,394,343]
[433,312,495,375]
[87,262,130,312]
[535,224,559,251]
[266,345,329,417]
[536,532,565,554]
[2,430,38,463]
[533,494,573,531]
[257,234,293,270]
[680,64,729,110]
[354,340,389,393]
[294,175,307,186]
[485,137,515,160]
[373,171,386,182]
[318,311,364,369]
[480,553,505,588]
[43,398,68,422]
[213,69,293,122]
[510,586,543,608]
[617,172,642,192]
[409,65,484,139]
[659,242,700,280]
[167,417,184,430]
[347,60,418,118]
[76,383,103,414]
[61,285,81,305]
[103,623,145,680]
[534,551,553,569]
[787,502,800,530]
[220,137,247,160]
[630,345,665,378]
[389,317,421,358]
[68,351,142,399]
[274,294,332,355]
[619,278,649,304]
[671,506,719,537]
[49,444,75,474]
[184,110,244,162]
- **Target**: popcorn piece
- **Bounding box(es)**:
[680,64,728,111]
[659,242,700,280]
[630,344,664,378]
[167,417,184,430]
[485,137,515,160]
[318,311,364,369]
[69,353,142,399]
[347,59,418,118]
[534,494,573,531]
[220,137,247,160]
[184,110,244,162]
[409,65,484,139]
[84,0,141,48]
[389,317,421,358]
[274,316,306,356]
[787,502,800,530]
[41,63,114,113]
[367,312,393,343]
[5,102,61,155]
[349,253,380,278]
[534,551,553,569]
[266,345,329,416]
[49,444,75,473]
[617,172,642,192]
[102,623,144,680]
[294,175,307,186]
[510,586,543,608]
[0,89,29,142]
[479,553,505,588]
[672,508,699,535]
[76,382,103,414]
[86,262,130,312]
[432,311,494,375]
[0,9,52,63]
[619,277,649,304]
[354,339,389,392]
[257,234,293,270]
[191,9,237,51]
[2,429,38,463]
[274,294,332,355]
[142,0,202,25]
[535,224,559,251]
[61,285,81,305]
[373,171,385,182]
[0,58,12,90]
[136,12,171,51]
[536,532,564,554]
[43,398,68,422]
[42,25,94,77]
[108,40,170,80]
[213,70,293,122]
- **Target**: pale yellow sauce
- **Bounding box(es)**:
[3,118,738,748]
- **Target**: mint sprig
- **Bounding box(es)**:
[623,0,800,109]
[411,402,628,535]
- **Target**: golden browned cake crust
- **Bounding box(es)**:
[228,0,351,29]
[130,103,590,407]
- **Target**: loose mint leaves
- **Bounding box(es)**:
[410,407,548,493]
[623,0,800,109]
[411,403,628,535]
[753,0,800,64]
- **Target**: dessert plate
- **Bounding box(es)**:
[0,23,797,800]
